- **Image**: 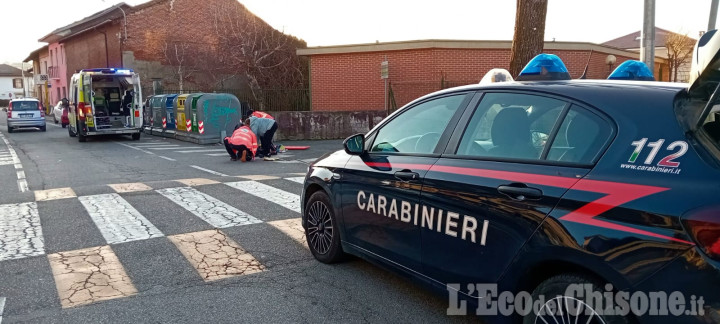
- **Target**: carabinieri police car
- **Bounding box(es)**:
[300,31,720,324]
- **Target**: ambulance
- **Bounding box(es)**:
[67,68,143,142]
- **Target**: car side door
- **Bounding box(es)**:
[418,92,615,291]
[339,92,474,272]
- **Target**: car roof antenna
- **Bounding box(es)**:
[578,49,593,79]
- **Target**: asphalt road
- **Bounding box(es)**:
[0,115,473,323]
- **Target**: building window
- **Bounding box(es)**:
[13,78,23,89]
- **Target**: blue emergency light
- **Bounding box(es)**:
[516,54,572,81]
[80,68,134,74]
[607,60,655,81]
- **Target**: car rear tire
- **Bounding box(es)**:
[132,133,141,141]
[54,115,58,124]
[41,126,46,132]
[523,273,633,324]
[7,126,13,133]
[68,125,77,137]
[305,191,345,263]
[62,123,67,128]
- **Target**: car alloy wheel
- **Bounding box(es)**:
[305,191,344,263]
[307,199,333,255]
[535,296,605,324]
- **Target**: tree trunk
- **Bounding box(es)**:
[509,0,549,77]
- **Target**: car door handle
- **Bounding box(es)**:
[394,170,420,181]
[497,184,543,201]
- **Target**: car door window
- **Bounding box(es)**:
[546,106,612,164]
[456,93,566,160]
[370,94,466,154]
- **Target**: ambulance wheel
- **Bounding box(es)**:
[305,191,344,264]
[78,131,87,142]
[68,125,76,137]
[523,273,633,324]
[132,133,141,141]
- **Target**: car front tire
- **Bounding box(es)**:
[524,273,632,324]
[305,191,344,263]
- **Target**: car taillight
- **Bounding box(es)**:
[6,104,10,118]
[683,206,720,260]
[39,104,45,117]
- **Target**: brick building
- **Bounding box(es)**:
[298,40,668,112]
[25,0,306,102]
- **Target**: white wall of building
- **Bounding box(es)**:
[0,76,25,100]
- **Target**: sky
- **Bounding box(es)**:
[1,0,715,64]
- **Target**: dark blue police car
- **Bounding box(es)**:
[300,31,720,324]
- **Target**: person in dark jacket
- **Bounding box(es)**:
[248,116,278,158]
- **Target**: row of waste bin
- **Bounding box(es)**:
[143,93,248,144]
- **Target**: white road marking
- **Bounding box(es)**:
[47,122,62,128]
[0,202,45,262]
[285,177,305,184]
[133,143,175,147]
[0,296,6,324]
[205,153,229,156]
[157,187,261,228]
[268,218,307,249]
[190,165,228,177]
[146,146,190,150]
[176,149,227,153]
[225,181,301,213]
[0,132,29,192]
[158,156,176,161]
[79,193,164,244]
[116,142,155,155]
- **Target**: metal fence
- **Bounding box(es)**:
[158,88,310,112]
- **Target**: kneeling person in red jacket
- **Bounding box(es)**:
[223,123,258,162]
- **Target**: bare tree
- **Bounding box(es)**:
[665,32,696,82]
[211,1,306,109]
[162,41,201,92]
[509,0,548,77]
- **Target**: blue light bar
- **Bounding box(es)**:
[608,60,655,81]
[516,54,571,81]
[79,68,134,74]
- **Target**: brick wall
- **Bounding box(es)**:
[308,47,646,112]
[62,23,123,83]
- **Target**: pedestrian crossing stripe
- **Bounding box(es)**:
[79,193,164,244]
[47,245,137,308]
[0,202,44,262]
[168,229,265,281]
[225,181,301,213]
[157,187,262,228]
[2,177,305,263]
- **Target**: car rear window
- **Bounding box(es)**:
[12,101,39,111]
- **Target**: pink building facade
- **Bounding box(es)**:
[47,43,68,105]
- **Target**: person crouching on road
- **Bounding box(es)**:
[248,115,278,158]
[223,123,258,162]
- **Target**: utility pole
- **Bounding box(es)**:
[710,0,719,31]
[640,0,656,73]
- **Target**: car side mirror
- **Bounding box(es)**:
[344,133,365,155]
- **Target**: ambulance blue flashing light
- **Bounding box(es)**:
[80,68,134,74]
[608,60,655,81]
[515,54,572,81]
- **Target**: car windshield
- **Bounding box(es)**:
[12,101,39,111]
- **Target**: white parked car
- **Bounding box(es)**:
[52,100,69,128]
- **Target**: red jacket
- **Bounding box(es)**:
[251,111,274,120]
[225,126,258,155]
